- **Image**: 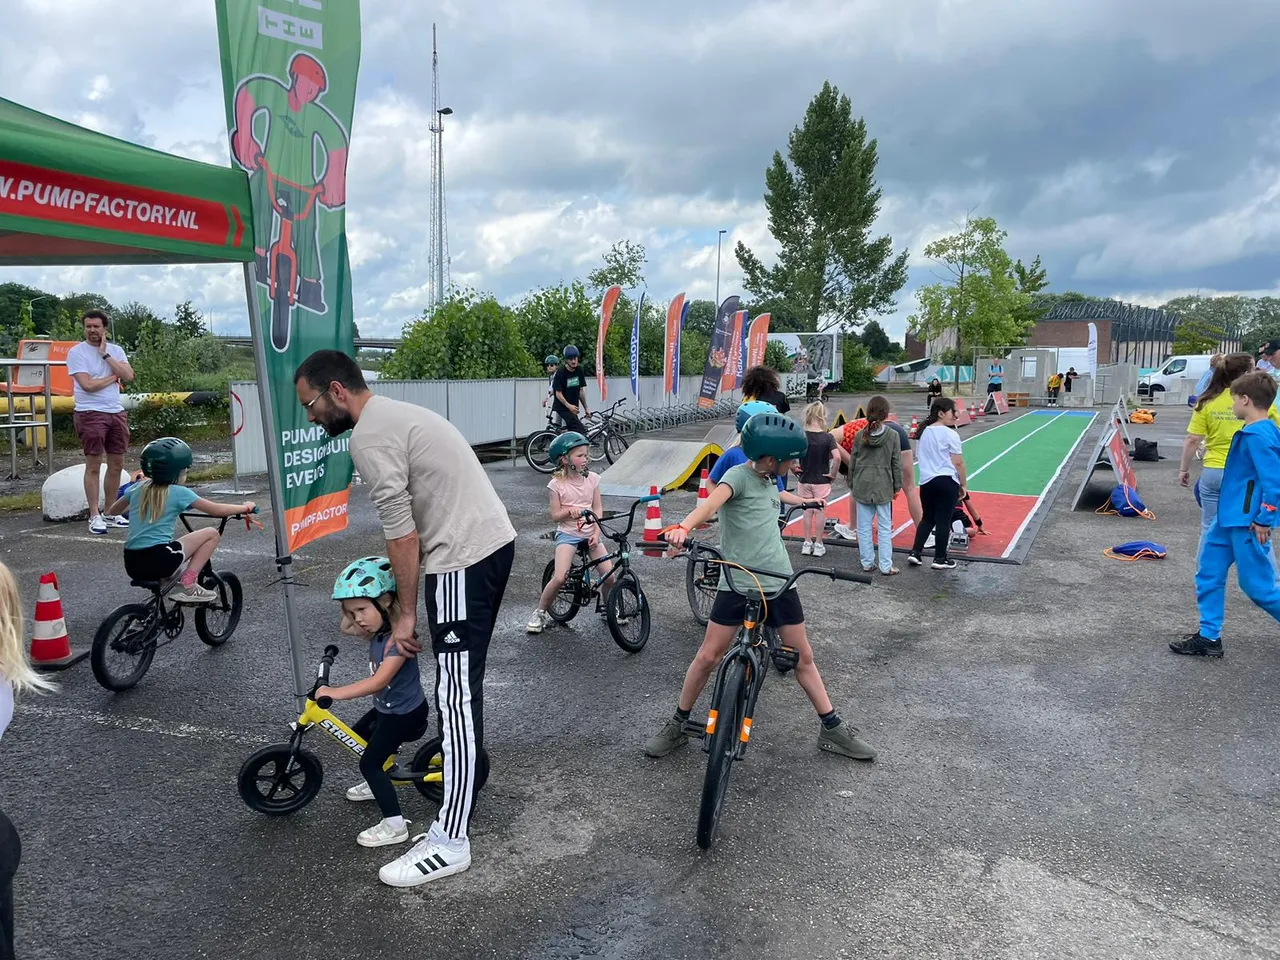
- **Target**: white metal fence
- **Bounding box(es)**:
[230,375,707,475]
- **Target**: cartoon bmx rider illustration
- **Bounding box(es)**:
[230,52,350,352]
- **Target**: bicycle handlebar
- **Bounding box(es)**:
[313,644,339,708]
[659,534,874,595]
[579,492,659,539]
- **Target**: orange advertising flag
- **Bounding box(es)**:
[595,285,622,400]
[746,313,771,369]
[664,293,686,396]
[721,310,746,392]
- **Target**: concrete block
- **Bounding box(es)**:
[41,464,131,522]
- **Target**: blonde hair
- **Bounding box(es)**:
[0,561,54,695]
[135,471,188,525]
[803,401,827,429]
[552,443,590,481]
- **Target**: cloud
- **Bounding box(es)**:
[3,0,1280,348]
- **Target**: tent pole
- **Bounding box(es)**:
[242,263,308,712]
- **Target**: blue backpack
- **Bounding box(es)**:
[1104,540,1167,561]
[1097,484,1155,520]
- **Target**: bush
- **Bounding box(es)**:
[763,339,794,373]
[128,396,227,444]
[383,291,539,380]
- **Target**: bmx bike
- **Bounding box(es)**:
[259,160,325,353]
[238,644,488,814]
[90,511,257,692]
[661,530,871,850]
[539,495,657,653]
[524,399,630,474]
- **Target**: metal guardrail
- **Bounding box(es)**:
[0,359,60,480]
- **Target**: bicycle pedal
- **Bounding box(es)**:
[770,645,800,672]
[681,719,707,738]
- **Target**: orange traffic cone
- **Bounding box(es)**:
[31,572,87,671]
[642,486,665,555]
[976,401,985,417]
[695,469,712,529]
[909,414,919,439]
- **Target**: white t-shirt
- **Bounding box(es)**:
[66,341,128,413]
[916,423,962,484]
[0,680,12,741]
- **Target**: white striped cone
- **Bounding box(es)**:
[909,414,919,439]
[31,571,83,670]
[642,486,664,554]
[696,469,712,529]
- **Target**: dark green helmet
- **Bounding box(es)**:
[139,437,193,483]
[544,354,559,366]
[740,413,807,463]
[549,431,589,462]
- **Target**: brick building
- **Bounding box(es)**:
[1028,301,1240,368]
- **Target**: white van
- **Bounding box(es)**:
[1138,354,1214,396]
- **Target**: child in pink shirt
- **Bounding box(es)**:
[527,433,613,633]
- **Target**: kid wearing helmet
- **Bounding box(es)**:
[527,432,613,633]
[647,413,878,762]
[107,438,254,605]
[315,557,429,848]
[541,355,560,413]
[551,345,590,435]
[709,400,787,498]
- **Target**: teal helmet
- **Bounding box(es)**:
[741,412,808,462]
[549,431,589,463]
[735,400,777,433]
[139,437,193,483]
[332,556,396,601]
[544,354,559,366]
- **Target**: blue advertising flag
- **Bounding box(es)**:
[630,291,645,398]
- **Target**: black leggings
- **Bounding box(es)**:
[0,806,18,960]
[352,702,430,819]
[913,476,961,561]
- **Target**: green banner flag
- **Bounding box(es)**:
[214,0,359,549]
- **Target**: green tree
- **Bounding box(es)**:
[111,301,163,349]
[0,283,58,338]
[683,299,716,337]
[1243,297,1280,354]
[48,306,82,341]
[130,322,200,392]
[859,318,892,359]
[515,282,598,372]
[60,291,113,321]
[735,81,908,331]
[1161,295,1251,355]
[1011,255,1050,332]
[383,291,538,380]
[762,339,794,373]
[907,216,1031,386]
[172,300,206,338]
[840,339,878,389]
[587,240,646,293]
[1172,316,1223,354]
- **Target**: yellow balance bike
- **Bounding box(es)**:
[237,644,489,815]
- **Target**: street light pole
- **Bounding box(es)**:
[436,106,453,306]
[714,228,726,313]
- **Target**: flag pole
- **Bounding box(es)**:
[243,263,309,711]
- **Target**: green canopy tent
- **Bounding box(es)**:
[0,96,254,265]
[0,98,313,701]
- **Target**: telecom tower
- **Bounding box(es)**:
[427,23,452,312]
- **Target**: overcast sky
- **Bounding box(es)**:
[4,0,1280,342]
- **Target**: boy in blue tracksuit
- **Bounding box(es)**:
[1172,371,1280,657]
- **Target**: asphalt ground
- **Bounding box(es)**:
[3,398,1280,960]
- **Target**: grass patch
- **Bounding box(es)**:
[0,491,41,513]
[187,463,235,483]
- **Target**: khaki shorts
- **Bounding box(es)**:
[796,482,831,501]
[74,410,129,456]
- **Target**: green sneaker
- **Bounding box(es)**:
[818,722,877,760]
[644,717,689,758]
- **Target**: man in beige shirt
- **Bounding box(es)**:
[295,350,516,889]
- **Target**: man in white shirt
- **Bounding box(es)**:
[1258,340,1280,382]
[65,311,134,534]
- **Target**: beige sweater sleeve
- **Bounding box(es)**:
[350,441,416,541]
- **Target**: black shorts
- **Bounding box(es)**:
[710,587,804,627]
[123,542,185,581]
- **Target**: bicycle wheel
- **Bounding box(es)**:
[524,430,558,474]
[541,557,583,623]
[603,427,629,464]
[271,252,294,352]
[238,744,324,815]
[685,554,720,626]
[605,572,650,653]
[697,657,748,850]
[195,572,243,646]
[90,603,158,691]
[410,735,492,804]
[588,426,607,462]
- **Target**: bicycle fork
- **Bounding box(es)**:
[694,642,769,760]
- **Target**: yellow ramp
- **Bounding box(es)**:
[598,439,724,498]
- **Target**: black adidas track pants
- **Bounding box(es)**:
[423,539,514,841]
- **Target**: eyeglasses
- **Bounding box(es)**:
[303,389,329,410]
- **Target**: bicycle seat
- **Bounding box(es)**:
[130,579,164,591]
